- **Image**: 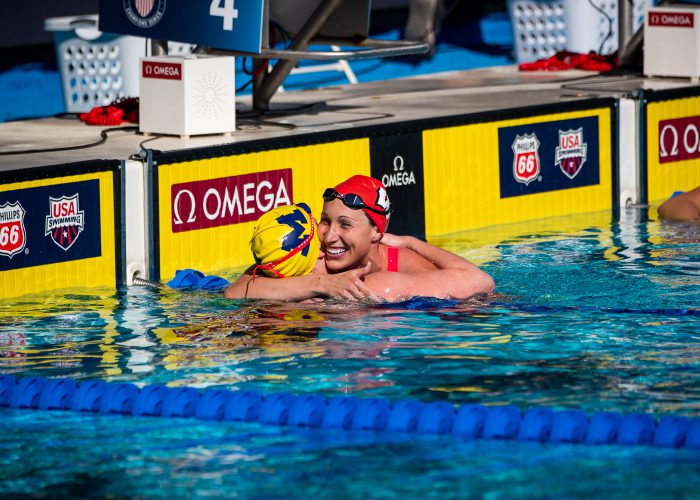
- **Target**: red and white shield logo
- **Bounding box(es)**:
[555,128,587,180]
[135,0,155,17]
[45,194,85,251]
[0,201,26,258]
[512,134,541,185]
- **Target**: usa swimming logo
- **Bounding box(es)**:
[0,201,27,258]
[511,133,541,185]
[124,0,166,28]
[45,194,85,251]
[555,128,587,179]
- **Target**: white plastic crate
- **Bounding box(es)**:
[44,15,146,113]
[508,0,653,63]
[508,0,567,63]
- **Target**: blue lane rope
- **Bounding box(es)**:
[2,375,699,449]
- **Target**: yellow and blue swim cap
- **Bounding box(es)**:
[250,203,320,278]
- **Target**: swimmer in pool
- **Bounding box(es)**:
[658,187,700,222]
[224,175,494,302]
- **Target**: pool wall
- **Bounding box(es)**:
[644,87,700,205]
[151,99,615,281]
[0,161,121,299]
[1,87,699,296]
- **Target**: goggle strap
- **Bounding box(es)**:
[325,189,390,216]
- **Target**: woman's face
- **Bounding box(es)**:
[318,198,379,273]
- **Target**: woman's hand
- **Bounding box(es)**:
[318,262,380,301]
[381,233,411,248]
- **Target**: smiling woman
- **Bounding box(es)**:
[224,175,495,302]
[319,175,393,274]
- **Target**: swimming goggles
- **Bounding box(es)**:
[322,188,390,216]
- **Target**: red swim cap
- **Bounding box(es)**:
[332,175,391,233]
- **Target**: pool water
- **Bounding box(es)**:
[1,208,699,497]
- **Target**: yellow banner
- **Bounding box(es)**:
[157,139,370,280]
[0,171,117,299]
[422,108,613,236]
[646,95,700,204]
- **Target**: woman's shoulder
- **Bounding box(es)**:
[379,243,436,272]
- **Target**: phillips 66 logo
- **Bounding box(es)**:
[0,201,27,258]
[511,133,541,185]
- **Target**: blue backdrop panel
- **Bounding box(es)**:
[99,0,264,54]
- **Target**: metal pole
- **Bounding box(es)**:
[617,0,633,64]
[150,39,168,56]
[252,58,267,98]
[253,0,347,112]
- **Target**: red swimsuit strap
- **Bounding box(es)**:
[387,245,399,273]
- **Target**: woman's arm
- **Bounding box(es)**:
[381,234,495,294]
[364,269,493,301]
[224,263,376,301]
[382,234,477,270]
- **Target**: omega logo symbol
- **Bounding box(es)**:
[382,154,416,187]
[658,117,700,163]
[173,189,197,225]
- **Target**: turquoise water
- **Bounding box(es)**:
[1,208,699,497]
